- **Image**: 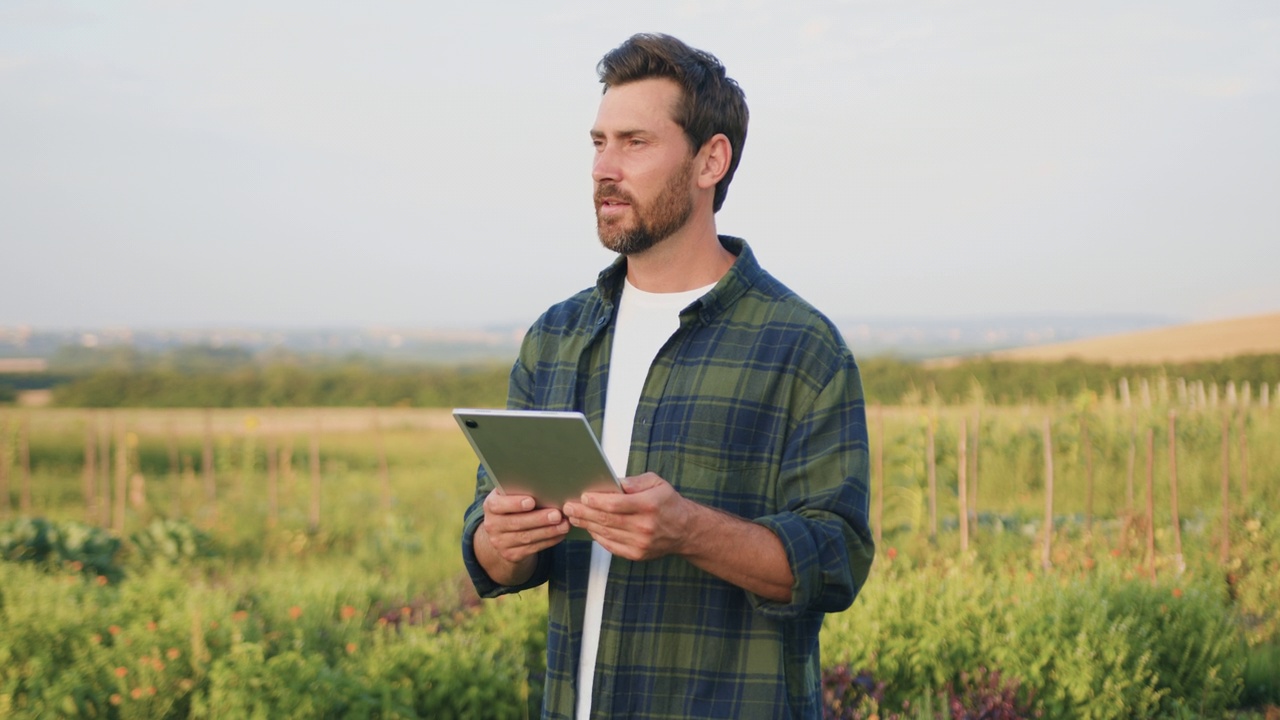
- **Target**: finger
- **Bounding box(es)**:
[484,490,537,515]
[620,472,664,493]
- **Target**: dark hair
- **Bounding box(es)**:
[597,33,748,213]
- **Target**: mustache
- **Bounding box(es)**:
[594,183,637,208]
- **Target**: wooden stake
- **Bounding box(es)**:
[266,431,279,528]
[1167,411,1184,574]
[1041,417,1054,571]
[873,404,884,547]
[84,415,97,522]
[0,417,9,521]
[113,422,127,536]
[202,408,216,524]
[19,415,32,514]
[1238,410,1249,507]
[926,414,937,542]
[1145,428,1156,584]
[1081,415,1094,533]
[97,417,110,527]
[1220,413,1231,563]
[373,408,391,513]
[1126,414,1136,515]
[958,417,969,554]
[969,409,980,528]
[309,421,322,534]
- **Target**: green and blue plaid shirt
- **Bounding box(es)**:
[462,237,874,719]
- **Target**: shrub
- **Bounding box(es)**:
[0,517,123,582]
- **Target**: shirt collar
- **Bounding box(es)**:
[593,235,761,326]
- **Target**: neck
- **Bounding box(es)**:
[624,213,735,293]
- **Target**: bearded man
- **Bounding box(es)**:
[461,33,875,719]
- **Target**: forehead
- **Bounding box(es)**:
[592,77,683,135]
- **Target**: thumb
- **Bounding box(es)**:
[621,472,664,494]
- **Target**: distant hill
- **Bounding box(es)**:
[972,312,1280,364]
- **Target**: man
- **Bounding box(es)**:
[461,33,874,719]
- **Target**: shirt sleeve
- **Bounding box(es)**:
[749,353,875,619]
[459,347,554,598]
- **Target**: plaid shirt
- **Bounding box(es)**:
[462,237,874,719]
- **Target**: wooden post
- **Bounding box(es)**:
[308,420,322,534]
[1260,382,1269,410]
[1041,417,1054,571]
[1238,410,1249,507]
[1168,411,1184,574]
[202,409,216,524]
[1081,415,1094,533]
[166,420,180,518]
[1119,378,1131,409]
[1145,428,1156,583]
[113,422,127,535]
[266,431,279,528]
[958,417,969,554]
[1126,414,1136,515]
[19,415,32,514]
[84,416,97,522]
[926,415,938,542]
[97,417,110,527]
[969,409,980,528]
[0,417,9,521]
[373,408,391,513]
[1220,413,1231,563]
[873,405,884,547]
[1140,378,1152,408]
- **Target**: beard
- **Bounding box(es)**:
[595,158,695,256]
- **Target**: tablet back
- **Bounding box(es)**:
[453,409,620,509]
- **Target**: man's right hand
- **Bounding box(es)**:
[474,490,570,586]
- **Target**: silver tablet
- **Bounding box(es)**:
[453,408,622,509]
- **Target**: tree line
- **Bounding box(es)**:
[12,352,1275,408]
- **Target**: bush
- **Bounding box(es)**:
[0,517,123,582]
[129,518,219,567]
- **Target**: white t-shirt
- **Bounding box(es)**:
[576,277,714,720]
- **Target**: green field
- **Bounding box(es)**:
[1,404,1277,718]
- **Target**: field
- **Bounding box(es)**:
[983,312,1280,364]
[1,401,1278,718]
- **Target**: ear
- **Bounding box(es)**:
[694,133,732,191]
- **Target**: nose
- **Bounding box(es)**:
[592,142,621,184]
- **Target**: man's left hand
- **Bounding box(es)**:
[562,472,692,561]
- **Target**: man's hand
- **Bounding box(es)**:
[474,490,569,586]
[562,472,692,561]
[563,472,795,603]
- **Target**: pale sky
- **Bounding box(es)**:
[2,1,1277,330]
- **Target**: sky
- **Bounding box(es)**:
[2,0,1278,330]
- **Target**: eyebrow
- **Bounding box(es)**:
[590,128,651,141]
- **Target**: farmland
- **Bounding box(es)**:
[0,393,1277,717]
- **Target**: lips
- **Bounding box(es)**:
[594,184,635,216]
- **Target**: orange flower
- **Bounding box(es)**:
[108,625,121,636]
[288,606,303,620]
[146,621,157,632]
[90,634,102,645]
[97,575,108,586]
[345,642,357,654]
[147,686,157,696]
[114,667,128,678]
[1109,548,1122,558]
[70,560,84,572]
[401,606,412,620]
[109,694,123,706]
[130,687,143,700]
[166,648,181,661]
[232,610,249,622]
[340,605,357,620]
[886,547,898,561]
[1083,557,1096,570]
[1172,587,1183,599]
[209,621,219,630]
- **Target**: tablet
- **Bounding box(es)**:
[453,408,622,509]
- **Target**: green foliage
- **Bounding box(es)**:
[129,518,219,567]
[0,517,123,582]
[822,560,1248,719]
[49,364,511,408]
